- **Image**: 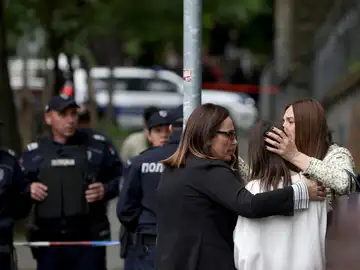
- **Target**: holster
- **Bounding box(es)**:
[119,226,133,259]
[134,233,157,258]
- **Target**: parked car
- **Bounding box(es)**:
[74,67,257,130]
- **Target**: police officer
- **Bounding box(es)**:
[160,105,183,154]
[120,106,160,162]
[0,121,33,270]
[21,94,123,270]
[117,107,183,270]
[119,108,169,270]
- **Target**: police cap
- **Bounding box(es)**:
[45,94,79,112]
[168,105,183,127]
[146,110,172,130]
[143,106,159,122]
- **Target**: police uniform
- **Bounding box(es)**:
[0,147,32,270]
[21,96,123,270]
[117,109,182,270]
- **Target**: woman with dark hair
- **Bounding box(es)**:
[234,121,327,270]
[238,99,355,211]
[155,104,325,270]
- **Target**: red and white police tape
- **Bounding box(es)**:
[13,241,121,247]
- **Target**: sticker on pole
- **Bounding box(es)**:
[183,69,192,82]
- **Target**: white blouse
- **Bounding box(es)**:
[233,174,327,270]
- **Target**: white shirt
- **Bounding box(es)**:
[233,174,327,270]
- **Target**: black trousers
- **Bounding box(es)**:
[0,253,13,270]
[36,245,106,270]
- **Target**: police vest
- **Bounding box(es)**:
[35,136,105,220]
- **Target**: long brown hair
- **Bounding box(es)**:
[162,103,239,171]
[286,99,331,160]
[248,121,292,191]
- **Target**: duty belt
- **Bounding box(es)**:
[134,233,157,245]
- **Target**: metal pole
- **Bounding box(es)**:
[259,63,273,121]
[183,0,202,123]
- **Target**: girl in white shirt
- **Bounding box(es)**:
[233,121,327,270]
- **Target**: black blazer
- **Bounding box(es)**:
[156,156,295,270]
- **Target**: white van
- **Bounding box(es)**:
[74,67,257,130]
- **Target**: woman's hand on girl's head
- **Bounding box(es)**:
[264,127,299,161]
[305,179,326,201]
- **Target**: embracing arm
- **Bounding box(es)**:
[197,166,310,218]
[289,146,355,194]
[238,156,250,182]
[238,156,309,210]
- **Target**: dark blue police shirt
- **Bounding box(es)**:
[21,128,123,206]
[117,129,181,234]
[0,148,32,245]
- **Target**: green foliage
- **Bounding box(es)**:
[204,0,270,23]
[5,0,271,55]
[6,0,115,55]
[112,0,270,43]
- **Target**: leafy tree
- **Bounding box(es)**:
[6,0,271,62]
[5,0,114,96]
[112,0,270,46]
[0,0,22,151]
[3,0,271,143]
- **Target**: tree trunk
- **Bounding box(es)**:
[87,75,99,128]
[53,53,64,95]
[80,50,98,128]
[18,58,35,147]
[0,0,22,152]
[47,28,65,96]
[38,29,66,135]
[274,0,294,78]
[106,64,116,125]
[65,53,75,97]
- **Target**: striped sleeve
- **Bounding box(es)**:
[291,182,309,210]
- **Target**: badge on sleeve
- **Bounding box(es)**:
[26,142,38,151]
[93,134,105,141]
[7,149,16,156]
